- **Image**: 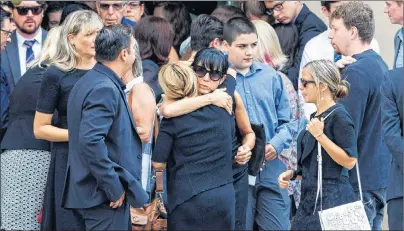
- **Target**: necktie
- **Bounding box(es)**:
[24,40,36,64]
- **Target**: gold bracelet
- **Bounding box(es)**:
[315,133,324,139]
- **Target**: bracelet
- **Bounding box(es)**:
[314,133,324,139]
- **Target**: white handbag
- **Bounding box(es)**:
[315,141,371,230]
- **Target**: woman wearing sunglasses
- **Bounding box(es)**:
[152,48,254,230]
[278,59,358,230]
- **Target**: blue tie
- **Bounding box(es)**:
[24,40,36,64]
[334,51,342,62]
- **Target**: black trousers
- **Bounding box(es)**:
[75,202,131,231]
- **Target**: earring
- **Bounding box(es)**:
[320,94,324,100]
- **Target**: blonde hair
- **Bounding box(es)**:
[304,59,349,99]
[158,61,198,100]
[252,20,288,70]
[28,26,61,68]
[50,10,103,72]
[132,38,143,78]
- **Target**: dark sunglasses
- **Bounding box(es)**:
[300,78,316,88]
[193,65,224,81]
[16,6,43,16]
[0,29,12,38]
[266,1,284,16]
[99,3,126,11]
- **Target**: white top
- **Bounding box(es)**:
[16,28,43,76]
[299,29,380,120]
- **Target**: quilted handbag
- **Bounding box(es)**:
[315,141,371,230]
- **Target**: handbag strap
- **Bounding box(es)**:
[154,168,164,194]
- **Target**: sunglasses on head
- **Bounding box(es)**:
[99,3,126,11]
[193,65,224,81]
[16,6,43,16]
[300,78,316,88]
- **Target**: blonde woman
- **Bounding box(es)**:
[252,19,305,216]
[152,50,237,230]
[278,60,357,230]
[33,10,103,231]
[0,26,61,230]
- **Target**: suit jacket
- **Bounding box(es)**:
[0,29,47,96]
[393,28,403,68]
[285,4,327,90]
[382,67,403,201]
[0,69,8,143]
[62,63,148,209]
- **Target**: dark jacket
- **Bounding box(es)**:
[142,59,162,103]
[0,69,8,142]
[296,104,358,180]
[1,66,50,151]
[340,49,390,191]
[286,4,327,90]
[0,30,48,96]
[382,67,403,201]
[62,63,148,209]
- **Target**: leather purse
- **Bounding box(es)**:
[248,123,266,176]
[131,168,167,231]
[316,142,371,230]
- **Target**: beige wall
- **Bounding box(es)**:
[303,1,402,68]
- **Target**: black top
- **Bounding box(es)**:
[1,66,51,151]
[36,66,89,129]
[296,104,358,185]
[152,97,234,212]
[142,59,162,104]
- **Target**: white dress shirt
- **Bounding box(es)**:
[16,28,43,76]
[299,29,380,120]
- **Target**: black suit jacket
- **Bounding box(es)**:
[382,67,403,201]
[285,4,327,90]
[62,63,148,209]
[0,29,47,96]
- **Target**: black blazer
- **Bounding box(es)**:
[62,63,148,209]
[296,104,358,179]
[382,67,403,201]
[0,29,48,96]
[1,66,50,151]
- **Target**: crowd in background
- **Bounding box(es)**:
[0,1,402,231]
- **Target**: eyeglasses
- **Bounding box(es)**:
[16,6,43,16]
[266,1,284,16]
[193,65,224,81]
[99,3,126,11]
[0,29,12,38]
[300,79,316,88]
[127,2,141,9]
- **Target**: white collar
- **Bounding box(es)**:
[16,27,43,47]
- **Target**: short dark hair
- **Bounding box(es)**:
[211,5,246,23]
[0,7,10,29]
[154,2,191,52]
[41,1,66,30]
[192,47,229,77]
[95,24,134,63]
[223,16,256,45]
[134,16,174,66]
[13,1,47,9]
[320,1,339,12]
[331,1,374,44]
[0,1,14,10]
[60,3,94,25]
[190,14,223,52]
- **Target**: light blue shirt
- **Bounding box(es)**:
[395,29,403,68]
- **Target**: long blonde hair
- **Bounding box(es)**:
[158,61,198,100]
[252,20,288,70]
[28,26,61,68]
[50,10,103,72]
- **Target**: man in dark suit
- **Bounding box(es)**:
[264,0,327,90]
[381,67,403,231]
[0,1,47,96]
[63,25,148,230]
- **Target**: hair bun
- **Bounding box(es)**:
[335,83,348,99]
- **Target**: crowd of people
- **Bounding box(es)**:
[0,1,402,231]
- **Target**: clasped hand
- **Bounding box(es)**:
[306,117,324,139]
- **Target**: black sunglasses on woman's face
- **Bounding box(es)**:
[193,65,224,81]
[300,78,316,88]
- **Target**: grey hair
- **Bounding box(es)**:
[331,1,374,44]
[132,38,143,78]
[304,59,349,100]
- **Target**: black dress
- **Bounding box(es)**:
[152,103,235,231]
[291,104,358,230]
[37,66,89,231]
